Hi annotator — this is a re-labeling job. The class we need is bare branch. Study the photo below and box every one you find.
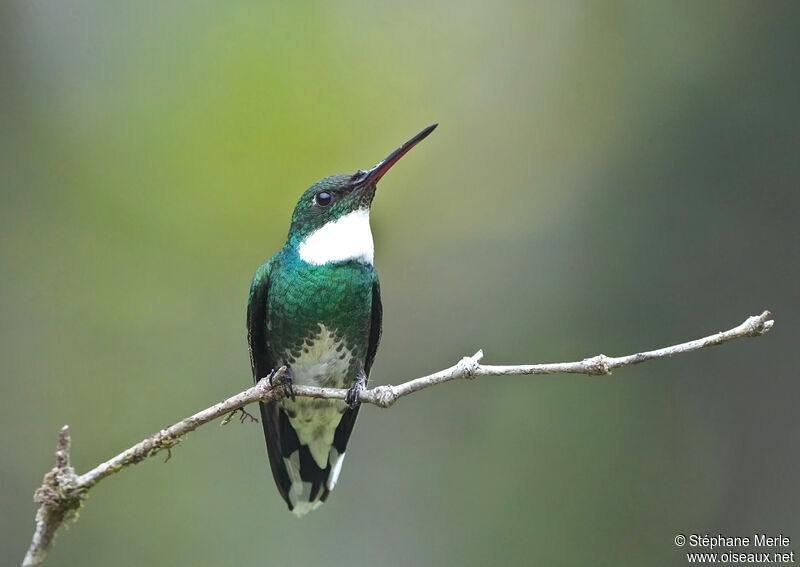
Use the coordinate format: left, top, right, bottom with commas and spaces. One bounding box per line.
292, 310, 774, 407
77, 366, 288, 489
21, 310, 774, 567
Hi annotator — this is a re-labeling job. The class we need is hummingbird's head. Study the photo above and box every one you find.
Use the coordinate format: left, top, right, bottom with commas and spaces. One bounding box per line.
287, 124, 437, 265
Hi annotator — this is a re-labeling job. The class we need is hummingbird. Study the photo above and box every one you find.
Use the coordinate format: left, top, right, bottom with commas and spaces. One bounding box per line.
247, 124, 437, 516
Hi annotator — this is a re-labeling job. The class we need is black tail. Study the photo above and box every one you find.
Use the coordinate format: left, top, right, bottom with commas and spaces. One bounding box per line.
260, 400, 359, 516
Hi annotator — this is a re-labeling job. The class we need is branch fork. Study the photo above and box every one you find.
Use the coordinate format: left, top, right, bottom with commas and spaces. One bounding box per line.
24, 427, 84, 567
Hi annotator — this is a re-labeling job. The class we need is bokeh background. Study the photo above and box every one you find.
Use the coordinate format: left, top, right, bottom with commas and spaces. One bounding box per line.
2, 2, 798, 566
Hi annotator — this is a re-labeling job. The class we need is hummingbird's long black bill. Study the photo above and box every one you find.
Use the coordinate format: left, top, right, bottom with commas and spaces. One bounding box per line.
355, 124, 437, 186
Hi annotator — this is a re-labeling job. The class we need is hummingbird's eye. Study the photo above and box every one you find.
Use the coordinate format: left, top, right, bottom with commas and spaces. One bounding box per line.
314, 191, 333, 207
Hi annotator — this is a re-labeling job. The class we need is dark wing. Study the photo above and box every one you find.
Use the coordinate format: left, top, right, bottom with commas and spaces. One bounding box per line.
364, 276, 383, 375
327, 275, 383, 486
246, 261, 294, 508
247, 261, 274, 384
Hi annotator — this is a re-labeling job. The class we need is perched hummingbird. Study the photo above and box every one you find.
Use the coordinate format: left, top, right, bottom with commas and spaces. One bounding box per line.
247, 124, 437, 516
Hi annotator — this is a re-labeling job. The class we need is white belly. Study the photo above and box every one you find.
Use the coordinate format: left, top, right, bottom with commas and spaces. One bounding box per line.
283, 324, 353, 468
287, 324, 354, 388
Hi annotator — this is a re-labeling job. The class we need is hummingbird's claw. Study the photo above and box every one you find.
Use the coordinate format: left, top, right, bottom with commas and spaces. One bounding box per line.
345, 384, 361, 408
345, 373, 367, 408
282, 375, 295, 401
267, 367, 295, 401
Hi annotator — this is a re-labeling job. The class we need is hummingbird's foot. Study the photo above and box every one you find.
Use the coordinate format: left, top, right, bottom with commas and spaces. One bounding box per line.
275, 368, 295, 401
266, 366, 295, 400
345, 373, 367, 408
283, 376, 295, 401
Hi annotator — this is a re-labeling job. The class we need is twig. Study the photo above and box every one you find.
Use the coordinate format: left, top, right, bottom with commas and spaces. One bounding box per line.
21, 311, 774, 567
290, 310, 774, 407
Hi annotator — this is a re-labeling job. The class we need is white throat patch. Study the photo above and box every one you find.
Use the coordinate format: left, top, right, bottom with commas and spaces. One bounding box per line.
298, 209, 374, 265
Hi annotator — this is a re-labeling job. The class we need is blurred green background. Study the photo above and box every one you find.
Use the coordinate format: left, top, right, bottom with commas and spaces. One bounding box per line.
2, 1, 798, 566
